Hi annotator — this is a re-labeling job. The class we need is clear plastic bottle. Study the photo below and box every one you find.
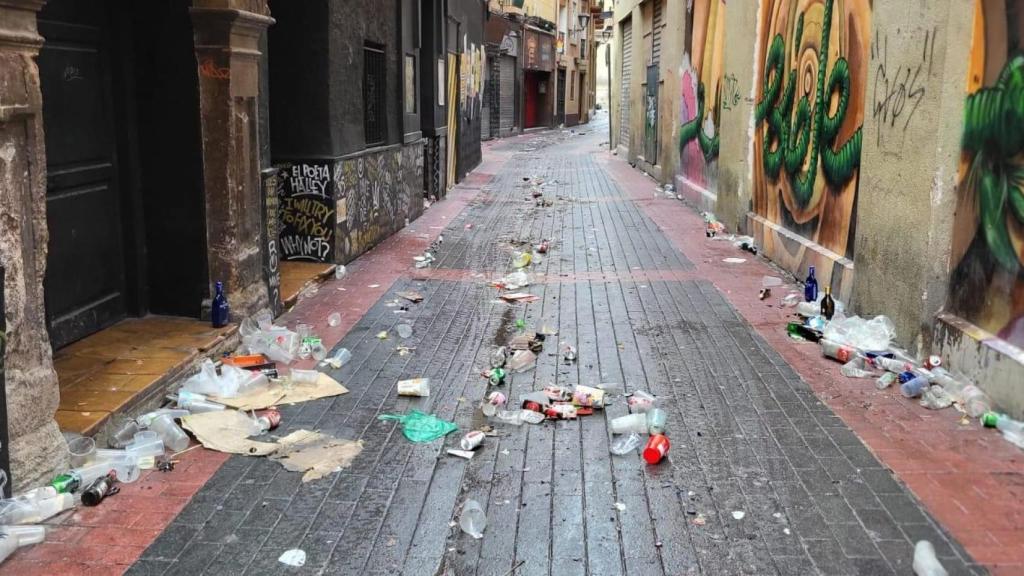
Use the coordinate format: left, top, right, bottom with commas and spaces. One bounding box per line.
960, 385, 992, 418
0, 525, 47, 564
326, 347, 352, 369
983, 412, 1024, 435
900, 375, 929, 398
929, 367, 968, 399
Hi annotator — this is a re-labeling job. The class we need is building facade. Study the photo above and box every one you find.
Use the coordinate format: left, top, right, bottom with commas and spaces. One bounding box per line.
0, 0, 482, 490
611, 0, 1024, 417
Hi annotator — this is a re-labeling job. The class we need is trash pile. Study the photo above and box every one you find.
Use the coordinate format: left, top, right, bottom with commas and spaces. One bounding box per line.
784, 265, 1024, 451
0, 309, 364, 566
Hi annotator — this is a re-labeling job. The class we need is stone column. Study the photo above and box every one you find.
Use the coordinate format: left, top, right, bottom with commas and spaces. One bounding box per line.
0, 0, 69, 491
191, 0, 274, 319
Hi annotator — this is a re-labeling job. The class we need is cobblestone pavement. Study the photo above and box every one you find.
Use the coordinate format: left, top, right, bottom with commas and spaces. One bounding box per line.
128, 121, 984, 575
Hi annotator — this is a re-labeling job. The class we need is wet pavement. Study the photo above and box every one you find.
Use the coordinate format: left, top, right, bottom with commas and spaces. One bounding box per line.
127, 119, 984, 575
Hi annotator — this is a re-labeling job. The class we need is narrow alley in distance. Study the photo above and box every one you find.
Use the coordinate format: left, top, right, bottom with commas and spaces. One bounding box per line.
122, 117, 994, 576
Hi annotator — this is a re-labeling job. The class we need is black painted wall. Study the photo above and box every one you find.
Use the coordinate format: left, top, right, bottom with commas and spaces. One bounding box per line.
448, 0, 485, 180
267, 0, 332, 160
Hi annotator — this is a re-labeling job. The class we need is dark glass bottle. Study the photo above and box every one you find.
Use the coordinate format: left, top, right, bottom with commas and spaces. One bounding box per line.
820, 286, 835, 320
212, 281, 230, 328
804, 266, 819, 303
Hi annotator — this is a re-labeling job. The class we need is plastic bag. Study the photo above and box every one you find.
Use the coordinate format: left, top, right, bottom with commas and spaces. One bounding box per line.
378, 410, 458, 443
840, 358, 876, 379
822, 315, 895, 352
919, 386, 954, 410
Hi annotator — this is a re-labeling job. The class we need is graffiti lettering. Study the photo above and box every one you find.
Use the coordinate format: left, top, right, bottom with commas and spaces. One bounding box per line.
871, 27, 936, 149
199, 58, 230, 80
721, 74, 741, 111
278, 161, 334, 263
279, 235, 332, 261
280, 197, 334, 237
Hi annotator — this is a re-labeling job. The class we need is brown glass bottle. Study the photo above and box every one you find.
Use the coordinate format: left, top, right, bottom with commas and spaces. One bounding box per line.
820, 286, 836, 320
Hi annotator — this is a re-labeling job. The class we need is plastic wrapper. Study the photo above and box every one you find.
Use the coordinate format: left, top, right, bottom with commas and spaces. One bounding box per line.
840, 358, 876, 379
378, 410, 457, 442
822, 315, 896, 352
919, 386, 954, 410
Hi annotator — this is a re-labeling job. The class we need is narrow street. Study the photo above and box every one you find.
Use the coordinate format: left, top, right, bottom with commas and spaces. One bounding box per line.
123, 118, 986, 576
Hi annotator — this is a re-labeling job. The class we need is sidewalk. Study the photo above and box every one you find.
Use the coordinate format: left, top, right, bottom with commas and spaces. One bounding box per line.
8, 117, 1021, 575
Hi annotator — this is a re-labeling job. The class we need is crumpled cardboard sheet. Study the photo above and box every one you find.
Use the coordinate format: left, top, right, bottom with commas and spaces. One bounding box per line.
212, 372, 348, 411
181, 412, 363, 482
270, 430, 364, 482
180, 410, 278, 456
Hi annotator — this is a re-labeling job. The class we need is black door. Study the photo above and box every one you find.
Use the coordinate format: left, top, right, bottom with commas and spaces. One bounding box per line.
557, 67, 566, 125
39, 0, 128, 349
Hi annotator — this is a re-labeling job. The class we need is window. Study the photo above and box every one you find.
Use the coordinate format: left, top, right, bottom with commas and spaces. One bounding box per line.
570, 71, 576, 99
364, 43, 387, 147
404, 54, 417, 114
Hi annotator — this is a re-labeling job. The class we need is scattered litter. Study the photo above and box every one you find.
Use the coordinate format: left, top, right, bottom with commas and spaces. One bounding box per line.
723, 258, 747, 264
379, 410, 458, 443
614, 502, 626, 512
397, 291, 424, 303
368, 284, 381, 288
460, 431, 485, 451
212, 372, 348, 411
327, 312, 342, 327
270, 430, 364, 483
512, 252, 532, 268
278, 549, 307, 567
772, 512, 782, 519
920, 386, 954, 410
627, 390, 657, 413
397, 378, 430, 397
396, 324, 413, 339
459, 499, 487, 539
762, 276, 783, 288
376, 331, 389, 340
781, 293, 801, 307
610, 433, 642, 455
446, 449, 476, 460
324, 348, 352, 369
912, 540, 947, 576
561, 343, 578, 364
500, 292, 540, 304
508, 350, 537, 372
572, 385, 605, 408
492, 270, 530, 290
783, 528, 791, 535
691, 514, 706, 526
732, 511, 746, 520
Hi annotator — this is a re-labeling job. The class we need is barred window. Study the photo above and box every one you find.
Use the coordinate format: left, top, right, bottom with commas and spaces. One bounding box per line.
364, 42, 387, 146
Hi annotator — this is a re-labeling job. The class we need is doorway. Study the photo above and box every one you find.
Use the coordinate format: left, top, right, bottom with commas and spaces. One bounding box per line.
38, 0, 207, 349
524, 70, 550, 128
556, 67, 566, 125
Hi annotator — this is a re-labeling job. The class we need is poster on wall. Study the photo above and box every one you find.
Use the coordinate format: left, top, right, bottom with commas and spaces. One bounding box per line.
947, 0, 1024, 348
277, 162, 335, 263
751, 0, 871, 261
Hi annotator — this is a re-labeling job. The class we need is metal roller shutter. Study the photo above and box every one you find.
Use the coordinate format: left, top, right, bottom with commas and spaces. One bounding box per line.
499, 55, 515, 136
619, 19, 632, 149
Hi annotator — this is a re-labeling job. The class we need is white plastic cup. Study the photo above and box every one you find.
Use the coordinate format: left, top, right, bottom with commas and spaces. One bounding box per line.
290, 369, 320, 385
148, 414, 190, 453
610, 414, 648, 435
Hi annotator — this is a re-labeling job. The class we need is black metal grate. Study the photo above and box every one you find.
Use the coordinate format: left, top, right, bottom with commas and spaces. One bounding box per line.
364, 43, 387, 147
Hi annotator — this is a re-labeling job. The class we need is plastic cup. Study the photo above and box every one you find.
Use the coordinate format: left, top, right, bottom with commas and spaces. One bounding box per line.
610, 413, 648, 435
290, 369, 320, 385
643, 434, 670, 464
67, 436, 97, 468
646, 408, 667, 435
327, 312, 342, 327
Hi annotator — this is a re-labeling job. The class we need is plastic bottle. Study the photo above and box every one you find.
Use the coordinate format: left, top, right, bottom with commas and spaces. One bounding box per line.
176, 390, 226, 413
489, 346, 508, 368
494, 409, 544, 425
900, 375, 930, 398
0, 492, 73, 525
458, 499, 487, 539
912, 540, 948, 576
929, 367, 968, 399
804, 266, 818, 303
876, 372, 897, 390
211, 281, 229, 328
960, 385, 991, 418
982, 412, 1024, 435
872, 356, 916, 374
0, 525, 47, 564
646, 408, 667, 435
820, 339, 856, 363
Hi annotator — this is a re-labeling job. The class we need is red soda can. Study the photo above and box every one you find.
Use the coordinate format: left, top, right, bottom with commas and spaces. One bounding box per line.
255, 409, 282, 431
643, 434, 670, 464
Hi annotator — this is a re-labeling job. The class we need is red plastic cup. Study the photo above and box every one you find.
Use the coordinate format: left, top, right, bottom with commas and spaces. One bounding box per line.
643, 434, 670, 464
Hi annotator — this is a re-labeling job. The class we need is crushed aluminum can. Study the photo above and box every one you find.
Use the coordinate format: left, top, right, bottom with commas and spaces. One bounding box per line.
460, 430, 485, 451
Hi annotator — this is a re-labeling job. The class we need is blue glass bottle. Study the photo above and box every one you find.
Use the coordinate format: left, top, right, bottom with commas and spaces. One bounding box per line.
212, 281, 229, 328
804, 266, 818, 303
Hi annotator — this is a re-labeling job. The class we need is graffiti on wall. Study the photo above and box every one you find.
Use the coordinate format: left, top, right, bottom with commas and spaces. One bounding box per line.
335, 143, 425, 262
461, 37, 486, 120
678, 0, 725, 193
752, 0, 871, 260
277, 162, 335, 262
947, 0, 1024, 348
